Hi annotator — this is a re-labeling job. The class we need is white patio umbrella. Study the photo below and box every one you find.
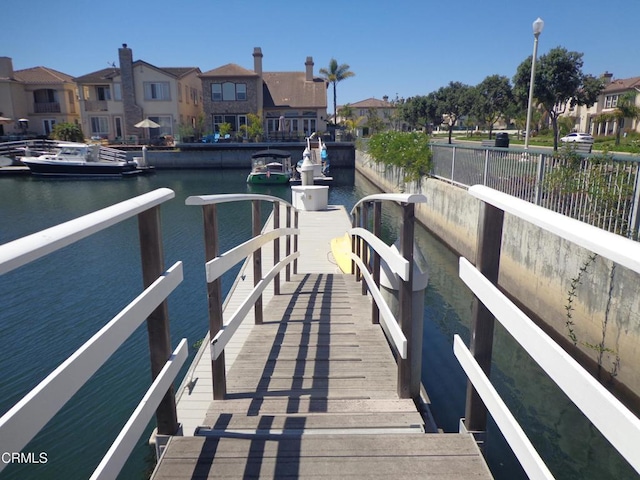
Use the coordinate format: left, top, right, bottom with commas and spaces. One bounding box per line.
0, 116, 12, 124
135, 118, 161, 142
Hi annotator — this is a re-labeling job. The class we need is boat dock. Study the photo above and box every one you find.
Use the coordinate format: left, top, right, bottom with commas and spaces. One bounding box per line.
153, 200, 492, 479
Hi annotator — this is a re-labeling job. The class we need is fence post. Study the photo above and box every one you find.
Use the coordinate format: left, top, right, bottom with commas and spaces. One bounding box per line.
202, 204, 226, 400
464, 200, 504, 433
273, 202, 280, 295
252, 200, 263, 324
628, 164, 640, 239
361, 202, 369, 296
534, 153, 546, 206
294, 210, 299, 274
286, 205, 291, 281
397, 202, 417, 399
137, 206, 179, 434
372, 201, 382, 324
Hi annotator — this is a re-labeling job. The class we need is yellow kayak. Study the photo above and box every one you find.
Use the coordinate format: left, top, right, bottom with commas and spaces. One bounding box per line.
330, 233, 352, 274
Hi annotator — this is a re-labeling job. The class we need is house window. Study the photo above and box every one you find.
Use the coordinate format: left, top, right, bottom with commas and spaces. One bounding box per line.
43, 119, 56, 135
148, 116, 172, 136
90, 116, 109, 135
604, 95, 619, 109
178, 82, 182, 102
211, 82, 246, 101
96, 85, 111, 101
113, 83, 122, 101
144, 82, 170, 100
236, 84, 246, 101
212, 84, 221, 101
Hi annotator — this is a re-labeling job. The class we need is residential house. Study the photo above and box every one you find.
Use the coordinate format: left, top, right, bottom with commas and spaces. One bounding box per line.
567, 72, 640, 136
0, 56, 80, 138
199, 47, 328, 141
74, 44, 202, 143
336, 96, 407, 137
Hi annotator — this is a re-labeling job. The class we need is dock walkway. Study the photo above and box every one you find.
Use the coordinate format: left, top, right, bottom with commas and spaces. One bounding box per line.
154, 204, 492, 479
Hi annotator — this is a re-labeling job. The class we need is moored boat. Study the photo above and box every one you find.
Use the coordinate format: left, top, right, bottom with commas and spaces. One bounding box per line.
19, 142, 150, 177
246, 149, 292, 185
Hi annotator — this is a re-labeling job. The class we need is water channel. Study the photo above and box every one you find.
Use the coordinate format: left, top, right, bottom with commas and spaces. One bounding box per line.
0, 169, 635, 479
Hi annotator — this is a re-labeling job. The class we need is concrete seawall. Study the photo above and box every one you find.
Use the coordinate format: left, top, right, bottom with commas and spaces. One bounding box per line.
141, 142, 355, 169
356, 151, 640, 410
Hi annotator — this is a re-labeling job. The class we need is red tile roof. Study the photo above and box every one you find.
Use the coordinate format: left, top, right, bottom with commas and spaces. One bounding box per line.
14, 66, 74, 84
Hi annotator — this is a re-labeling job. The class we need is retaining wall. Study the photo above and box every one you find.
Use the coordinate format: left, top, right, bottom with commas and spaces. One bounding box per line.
356, 151, 640, 409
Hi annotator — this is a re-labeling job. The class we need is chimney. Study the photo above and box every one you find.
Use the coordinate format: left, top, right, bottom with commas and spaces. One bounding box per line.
601, 71, 613, 84
253, 47, 263, 76
305, 56, 314, 81
118, 43, 143, 138
383, 95, 389, 103
0, 57, 15, 79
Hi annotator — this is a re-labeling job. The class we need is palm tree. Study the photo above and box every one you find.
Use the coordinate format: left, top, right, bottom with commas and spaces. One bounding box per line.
319, 59, 355, 125
612, 92, 640, 145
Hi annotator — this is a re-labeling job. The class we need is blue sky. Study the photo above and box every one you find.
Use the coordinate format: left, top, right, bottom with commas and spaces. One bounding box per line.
3, 0, 639, 113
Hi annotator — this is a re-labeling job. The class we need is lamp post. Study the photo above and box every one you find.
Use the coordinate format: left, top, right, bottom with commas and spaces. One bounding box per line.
524, 17, 544, 150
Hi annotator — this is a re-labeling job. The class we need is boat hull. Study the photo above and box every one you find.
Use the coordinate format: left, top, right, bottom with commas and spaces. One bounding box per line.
21, 159, 144, 177
246, 172, 290, 185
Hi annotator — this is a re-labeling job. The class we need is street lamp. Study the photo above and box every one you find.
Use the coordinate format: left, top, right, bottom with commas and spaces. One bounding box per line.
524, 17, 544, 150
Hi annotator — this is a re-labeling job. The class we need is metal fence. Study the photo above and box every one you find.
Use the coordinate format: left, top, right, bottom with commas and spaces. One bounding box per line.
430, 143, 640, 239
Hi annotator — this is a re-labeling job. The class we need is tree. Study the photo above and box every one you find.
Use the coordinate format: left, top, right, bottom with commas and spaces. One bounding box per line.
471, 75, 514, 139
365, 108, 385, 135
319, 59, 355, 124
51, 122, 84, 142
397, 94, 438, 132
513, 47, 604, 150
434, 81, 474, 144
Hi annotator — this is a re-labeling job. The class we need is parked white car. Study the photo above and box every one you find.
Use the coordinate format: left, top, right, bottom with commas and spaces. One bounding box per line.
560, 132, 594, 143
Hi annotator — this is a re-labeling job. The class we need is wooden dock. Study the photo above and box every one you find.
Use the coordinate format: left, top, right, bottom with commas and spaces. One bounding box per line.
153, 204, 492, 479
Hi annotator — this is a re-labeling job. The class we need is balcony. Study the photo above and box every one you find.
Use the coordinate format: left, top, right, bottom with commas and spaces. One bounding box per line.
84, 100, 109, 112
34, 102, 61, 113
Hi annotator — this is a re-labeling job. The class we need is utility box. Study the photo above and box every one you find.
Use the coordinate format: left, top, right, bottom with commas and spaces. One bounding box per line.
291, 185, 329, 211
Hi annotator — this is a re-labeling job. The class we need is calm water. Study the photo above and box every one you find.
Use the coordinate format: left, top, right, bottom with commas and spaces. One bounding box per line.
0, 169, 636, 479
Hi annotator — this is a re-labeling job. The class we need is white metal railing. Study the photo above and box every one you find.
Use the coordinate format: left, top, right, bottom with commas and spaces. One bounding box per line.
456, 185, 640, 478
0, 188, 187, 478
186, 193, 299, 399
430, 142, 640, 238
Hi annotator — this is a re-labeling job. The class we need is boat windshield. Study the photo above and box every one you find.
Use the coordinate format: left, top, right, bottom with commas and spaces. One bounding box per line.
58, 147, 85, 156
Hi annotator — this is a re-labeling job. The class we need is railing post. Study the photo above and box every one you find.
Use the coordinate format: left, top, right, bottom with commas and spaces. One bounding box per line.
534, 153, 546, 206
252, 200, 263, 324
451, 146, 456, 183
273, 202, 280, 295
137, 206, 179, 434
397, 202, 417, 399
628, 163, 640, 239
372, 201, 382, 324
202, 204, 226, 400
286, 205, 291, 281
361, 202, 369, 296
354, 206, 362, 282
294, 210, 299, 274
464, 200, 504, 433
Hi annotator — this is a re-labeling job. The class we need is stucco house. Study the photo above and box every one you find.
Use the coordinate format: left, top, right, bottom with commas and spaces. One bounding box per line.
199, 47, 328, 141
74, 44, 202, 143
336, 96, 407, 137
567, 72, 640, 136
0, 57, 80, 138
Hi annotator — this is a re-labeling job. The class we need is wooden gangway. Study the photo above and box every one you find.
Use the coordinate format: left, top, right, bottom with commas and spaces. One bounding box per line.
151, 194, 492, 479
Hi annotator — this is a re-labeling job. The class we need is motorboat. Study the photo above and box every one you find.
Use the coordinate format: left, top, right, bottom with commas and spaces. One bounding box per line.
19, 142, 148, 177
246, 150, 292, 185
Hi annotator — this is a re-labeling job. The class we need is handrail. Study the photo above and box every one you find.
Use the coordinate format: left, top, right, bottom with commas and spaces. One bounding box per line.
90, 338, 188, 480
350, 253, 407, 359
349, 227, 410, 281
205, 227, 298, 283
0, 188, 175, 275
350, 192, 427, 215
468, 185, 640, 275
186, 193, 295, 210
0, 188, 184, 478
211, 251, 300, 359
459, 184, 640, 477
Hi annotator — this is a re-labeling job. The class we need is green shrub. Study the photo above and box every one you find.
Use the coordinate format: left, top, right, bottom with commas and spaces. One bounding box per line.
367, 131, 432, 182
51, 122, 84, 142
